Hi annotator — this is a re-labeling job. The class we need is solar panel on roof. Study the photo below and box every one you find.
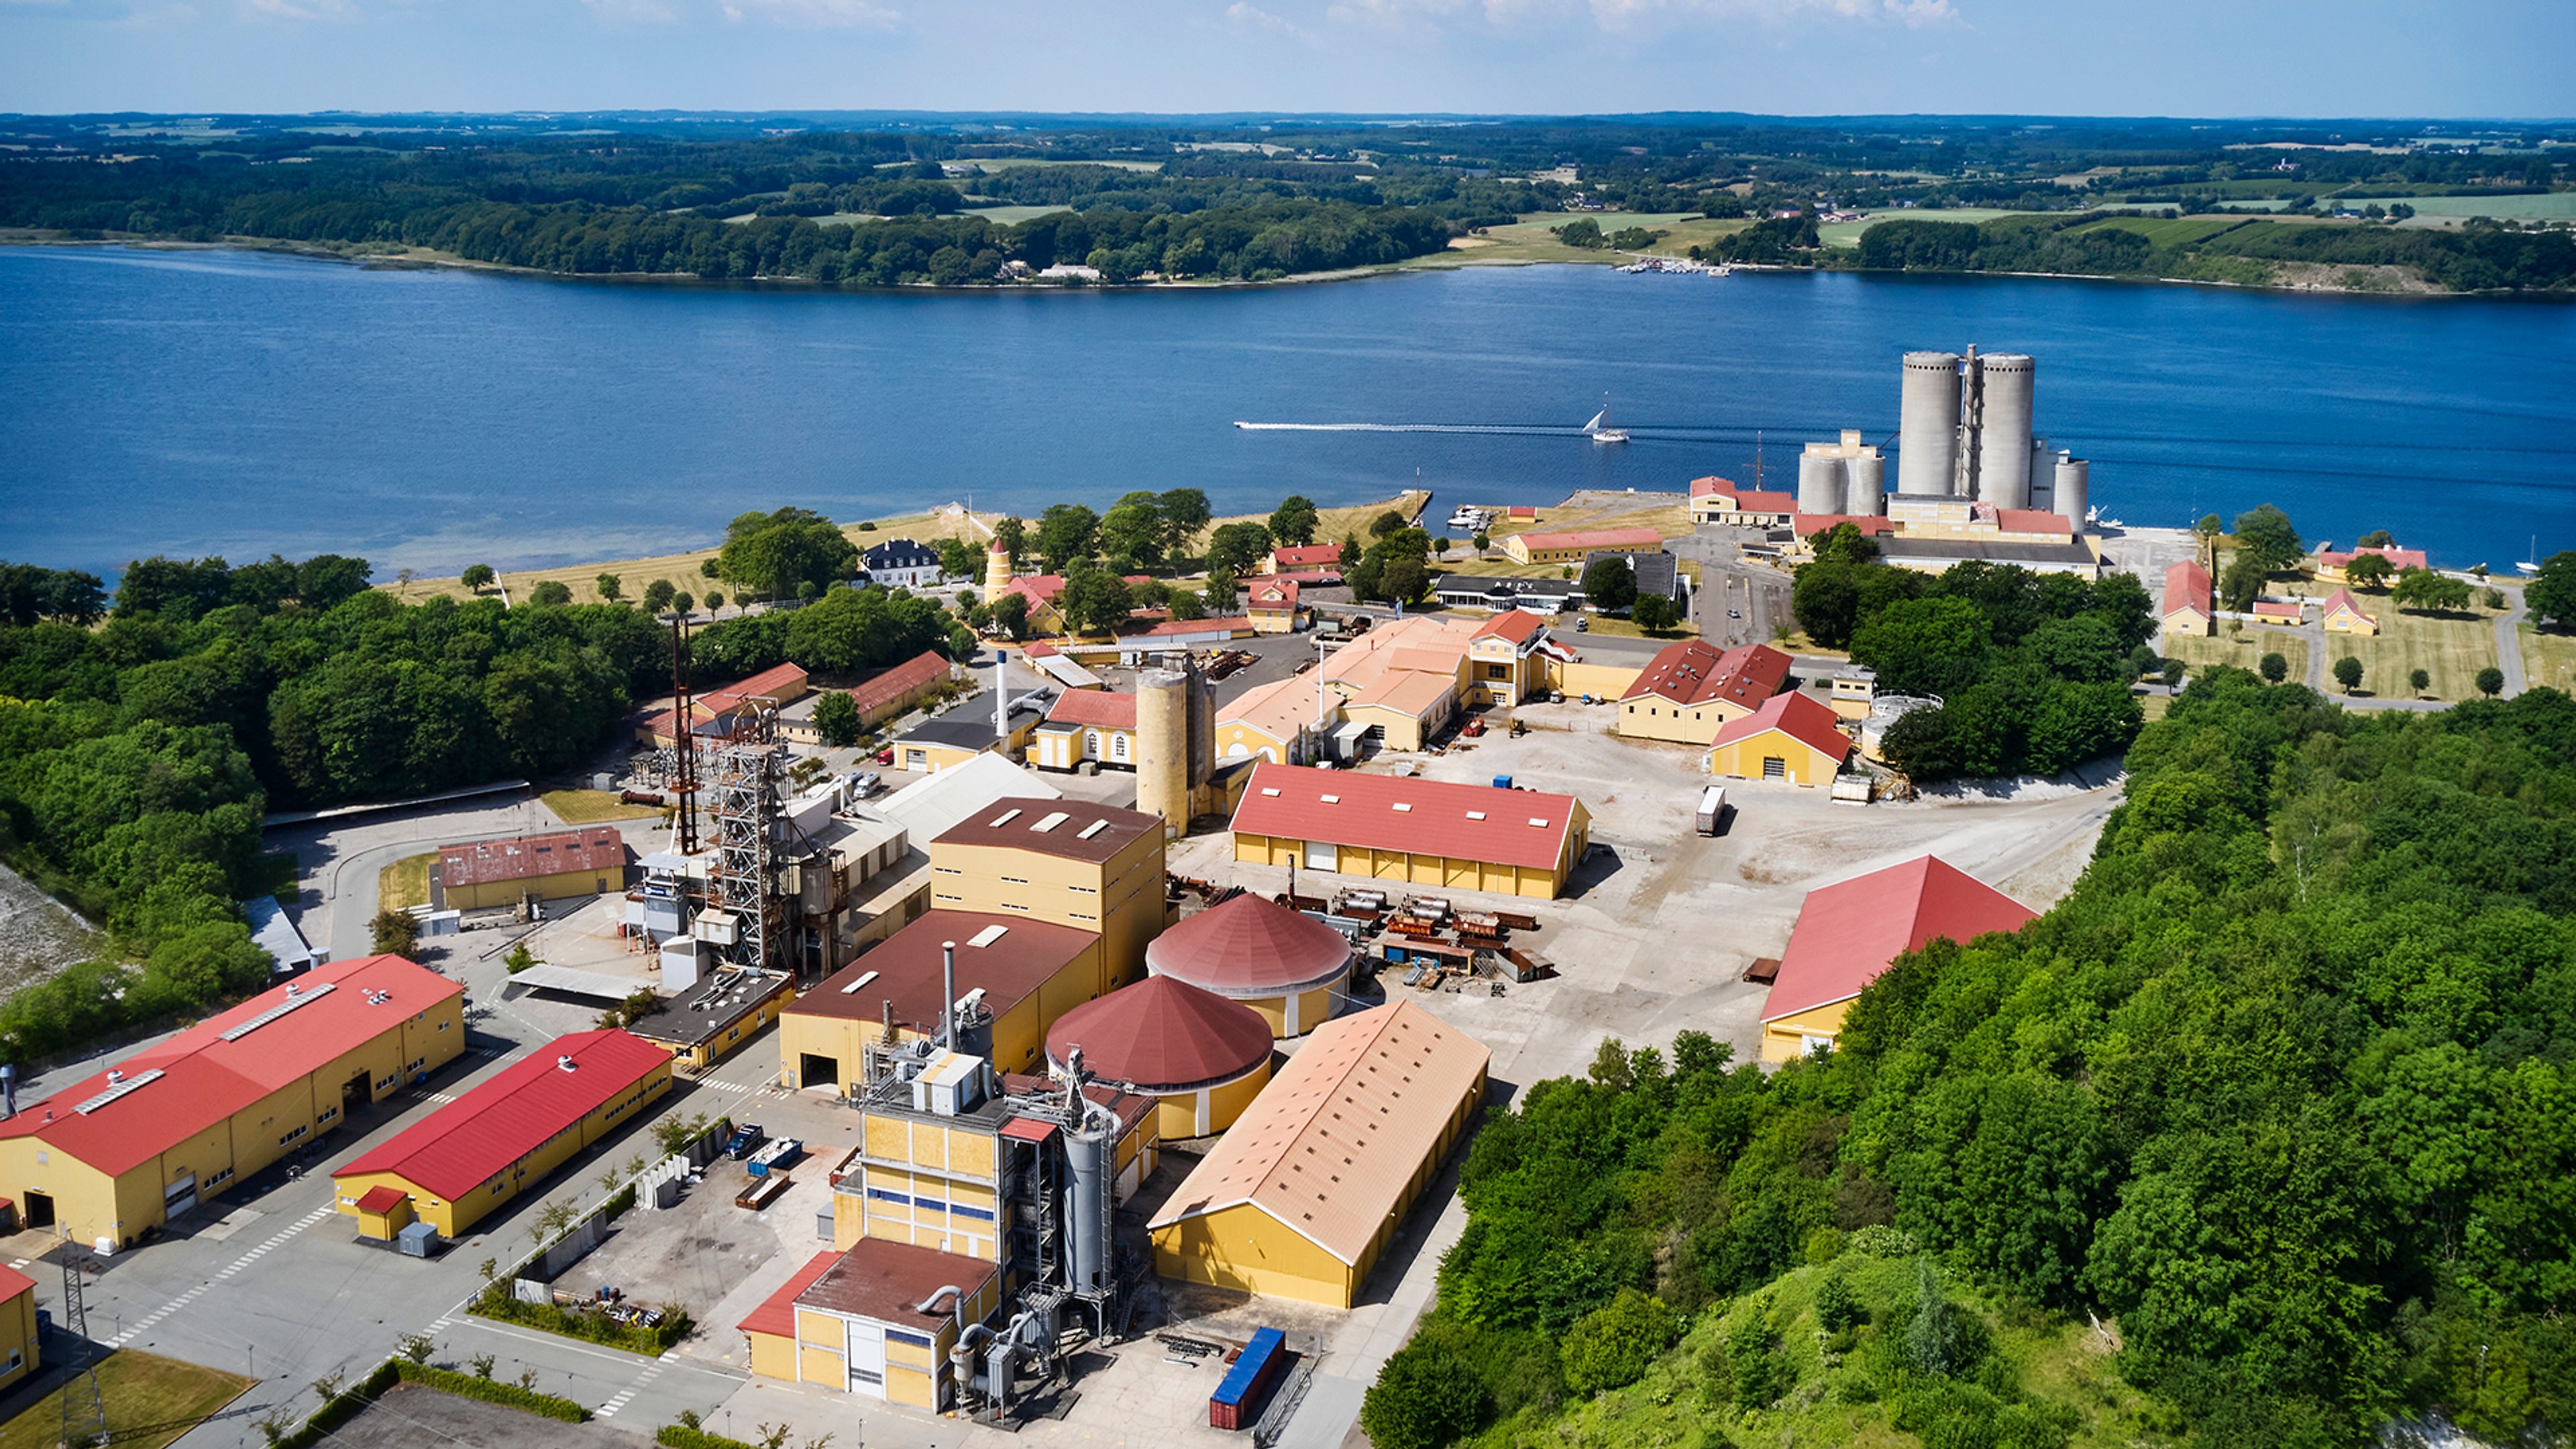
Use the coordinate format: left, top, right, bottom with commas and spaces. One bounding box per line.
74, 1067, 164, 1114
221, 981, 338, 1040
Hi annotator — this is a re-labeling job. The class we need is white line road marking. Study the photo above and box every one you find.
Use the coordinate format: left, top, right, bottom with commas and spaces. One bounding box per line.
594, 1360, 665, 1417
215, 1203, 338, 1280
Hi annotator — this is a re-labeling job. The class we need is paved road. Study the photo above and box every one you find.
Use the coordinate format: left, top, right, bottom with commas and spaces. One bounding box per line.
2491, 576, 2530, 696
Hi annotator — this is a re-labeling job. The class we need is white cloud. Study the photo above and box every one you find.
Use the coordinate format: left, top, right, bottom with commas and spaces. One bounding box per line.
1228, 1, 1316, 41
716, 0, 900, 27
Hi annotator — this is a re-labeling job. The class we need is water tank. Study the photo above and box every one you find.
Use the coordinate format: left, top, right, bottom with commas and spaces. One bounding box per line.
1897, 351, 1962, 496
2053, 455, 2090, 527
1134, 669, 1191, 839
1974, 354, 2036, 508
1796, 451, 1844, 516
1844, 453, 1886, 516
1063, 1107, 1115, 1294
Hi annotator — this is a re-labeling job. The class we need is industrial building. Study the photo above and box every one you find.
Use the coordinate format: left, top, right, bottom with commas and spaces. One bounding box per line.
1827, 665, 1878, 720
928, 798, 1167, 985
1228, 763, 1593, 900
2162, 559, 2215, 637
332, 1028, 674, 1242
1146, 891, 1354, 1038
0, 955, 465, 1249
1893, 347, 2090, 521
623, 964, 796, 1069
1875, 533, 2102, 578
1428, 574, 1584, 614
1688, 477, 1796, 527
1044, 976, 1275, 1138
780, 651, 957, 744
782, 912, 1108, 1085
244, 894, 318, 977
1617, 641, 1791, 746
1030, 689, 1138, 771
1759, 857, 2037, 1062
1503, 527, 1664, 565
1340, 669, 1458, 752
1148, 1000, 1489, 1307
1705, 691, 1854, 787
2322, 588, 2381, 635
641, 662, 810, 747
862, 538, 948, 589
1796, 431, 1890, 517
1215, 676, 1326, 766
1462, 608, 1566, 708
1246, 577, 1301, 633
896, 698, 1045, 773
741, 1242, 1002, 1409
437, 826, 629, 912
0, 1265, 34, 1392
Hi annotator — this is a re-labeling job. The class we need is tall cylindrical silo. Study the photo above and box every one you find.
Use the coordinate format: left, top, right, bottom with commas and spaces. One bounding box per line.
1845, 453, 1886, 516
1063, 1106, 1115, 1294
1898, 352, 1962, 496
1134, 669, 1191, 838
1796, 451, 1844, 516
1185, 663, 1213, 790
2053, 455, 2090, 527
1974, 354, 2036, 508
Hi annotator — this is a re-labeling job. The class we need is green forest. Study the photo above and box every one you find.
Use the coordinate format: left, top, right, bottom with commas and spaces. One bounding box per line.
0, 551, 954, 1063
1858, 213, 2576, 291
1363, 670, 2575, 1449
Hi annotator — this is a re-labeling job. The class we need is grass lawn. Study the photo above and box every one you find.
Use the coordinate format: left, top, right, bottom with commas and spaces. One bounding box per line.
962, 204, 1073, 225
539, 789, 663, 824
0, 1351, 253, 1449
378, 851, 435, 913
2167, 625, 2309, 686
2520, 623, 2576, 696
2320, 605, 2500, 702
1815, 207, 2039, 248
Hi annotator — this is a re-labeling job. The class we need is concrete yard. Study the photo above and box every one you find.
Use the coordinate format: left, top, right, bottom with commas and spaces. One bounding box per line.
327, 1383, 653, 1448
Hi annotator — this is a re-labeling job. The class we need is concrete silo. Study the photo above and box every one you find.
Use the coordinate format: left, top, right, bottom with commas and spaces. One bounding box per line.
2052, 453, 2090, 527
1972, 354, 2036, 508
1845, 452, 1886, 516
1897, 352, 1962, 496
1134, 667, 1191, 838
1796, 451, 1845, 516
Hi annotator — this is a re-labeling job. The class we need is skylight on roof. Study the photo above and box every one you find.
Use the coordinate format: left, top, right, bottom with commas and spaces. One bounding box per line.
1260, 788, 1281, 797
1391, 802, 1411, 812
1032, 812, 1069, 833
989, 808, 1022, 827
1528, 818, 1550, 828
1319, 794, 1340, 804
220, 980, 338, 1041
1465, 810, 1486, 820
969, 924, 1010, 949
839, 969, 881, 996
1075, 819, 1110, 841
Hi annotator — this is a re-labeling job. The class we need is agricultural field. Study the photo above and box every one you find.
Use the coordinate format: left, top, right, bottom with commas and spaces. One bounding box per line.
2065, 213, 2257, 246
1403, 212, 1743, 269
2166, 625, 2310, 686
1815, 207, 2038, 247
2333, 193, 2576, 225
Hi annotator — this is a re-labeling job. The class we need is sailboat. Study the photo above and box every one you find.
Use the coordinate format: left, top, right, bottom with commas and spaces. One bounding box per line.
2518, 535, 2543, 576
1585, 395, 1631, 445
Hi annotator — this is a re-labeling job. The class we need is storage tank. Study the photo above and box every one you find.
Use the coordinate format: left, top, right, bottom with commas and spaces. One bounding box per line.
1184, 659, 1213, 789
1134, 668, 1191, 837
1063, 1104, 1116, 1295
1897, 351, 1962, 496
1845, 453, 1886, 516
2053, 454, 2090, 527
1796, 451, 1844, 516
1973, 354, 2036, 508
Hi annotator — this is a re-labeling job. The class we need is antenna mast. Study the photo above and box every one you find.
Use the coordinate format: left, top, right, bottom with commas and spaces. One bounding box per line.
669, 613, 700, 857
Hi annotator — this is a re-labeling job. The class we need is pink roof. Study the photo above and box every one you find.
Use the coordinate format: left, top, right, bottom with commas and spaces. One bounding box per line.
1514, 527, 1664, 552
1473, 609, 1546, 645
2318, 544, 2427, 572
845, 651, 951, 715
1046, 975, 1275, 1089
1228, 761, 1581, 873
1135, 615, 1252, 637
998, 574, 1069, 606
1688, 475, 1739, 497
1763, 857, 2038, 1022
1271, 545, 1344, 568
1346, 669, 1456, 718
1794, 513, 1898, 537
1146, 892, 1353, 998
2254, 599, 2304, 619
1248, 578, 1301, 611
334, 1030, 671, 1199
1694, 480, 1798, 513
2321, 588, 2376, 622
1994, 509, 2076, 536
740, 1250, 840, 1338
2162, 559, 2212, 618
0, 956, 464, 1177
1709, 690, 1852, 761
1046, 689, 1138, 730
1627, 641, 1790, 710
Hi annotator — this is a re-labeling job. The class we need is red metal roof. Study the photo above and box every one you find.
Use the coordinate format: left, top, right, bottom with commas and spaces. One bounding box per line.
1762, 857, 2038, 1022
0, 1265, 30, 1305
0, 955, 464, 1178
788, 911, 1097, 1034
2253, 599, 2304, 619
1472, 610, 1546, 645
1626, 641, 1790, 710
333, 1030, 672, 1201
724, 662, 810, 700
1709, 690, 1854, 760
1135, 616, 1252, 637
1228, 763, 1580, 874
1994, 509, 2076, 536
355, 1185, 408, 1214
1046, 690, 1138, 730
998, 1116, 1059, 1144
440, 827, 625, 890
1146, 892, 1352, 999
1688, 475, 1738, 497
1046, 975, 1275, 1089
1271, 545, 1343, 568
1514, 527, 1664, 552
739, 1250, 841, 1338
845, 651, 952, 716
2162, 559, 2212, 618
1794, 513, 1899, 537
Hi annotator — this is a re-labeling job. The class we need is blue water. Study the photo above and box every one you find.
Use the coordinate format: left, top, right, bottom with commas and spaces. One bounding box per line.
3, 244, 2571, 577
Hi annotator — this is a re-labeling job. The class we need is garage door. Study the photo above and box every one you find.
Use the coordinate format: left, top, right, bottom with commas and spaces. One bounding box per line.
1303, 839, 1337, 871
1763, 756, 1786, 780
845, 1319, 887, 1399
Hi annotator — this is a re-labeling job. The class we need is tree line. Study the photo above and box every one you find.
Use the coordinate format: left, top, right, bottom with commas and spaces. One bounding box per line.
1857, 213, 2576, 292
1364, 671, 2576, 1449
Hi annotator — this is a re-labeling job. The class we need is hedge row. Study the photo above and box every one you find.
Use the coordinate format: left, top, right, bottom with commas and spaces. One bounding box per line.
270, 1357, 588, 1447
655, 1425, 763, 1449
472, 1286, 694, 1354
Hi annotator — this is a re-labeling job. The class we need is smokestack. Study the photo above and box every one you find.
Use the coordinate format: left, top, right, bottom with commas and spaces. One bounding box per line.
992, 651, 1006, 741
941, 941, 957, 1051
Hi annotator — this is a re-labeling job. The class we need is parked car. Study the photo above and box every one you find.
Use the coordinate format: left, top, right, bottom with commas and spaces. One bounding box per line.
724, 1122, 767, 1160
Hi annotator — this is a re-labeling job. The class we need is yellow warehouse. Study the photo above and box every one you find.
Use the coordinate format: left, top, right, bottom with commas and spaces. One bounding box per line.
437, 826, 629, 912
1227, 762, 1591, 900
1703, 691, 1854, 788
780, 911, 1109, 1091
0, 1267, 36, 1392
1758, 856, 2038, 1063
1150, 1000, 1489, 1307
331, 1028, 673, 1241
0, 955, 465, 1250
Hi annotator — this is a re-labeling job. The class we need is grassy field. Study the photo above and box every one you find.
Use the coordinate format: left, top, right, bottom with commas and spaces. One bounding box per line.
539, 788, 663, 824
2067, 213, 2256, 246
1399, 213, 1750, 270
377, 851, 435, 913
961, 204, 1073, 225
0, 1352, 254, 1449
2335, 193, 2576, 224
1815, 207, 2037, 248
2322, 604, 2502, 702
2167, 625, 2310, 686
2519, 623, 2576, 695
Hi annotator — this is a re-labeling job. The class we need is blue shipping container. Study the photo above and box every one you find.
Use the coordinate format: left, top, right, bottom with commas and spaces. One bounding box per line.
1210, 1327, 1287, 1430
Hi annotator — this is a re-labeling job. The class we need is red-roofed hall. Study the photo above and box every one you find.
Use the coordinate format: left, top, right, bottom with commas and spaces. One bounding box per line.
1228, 762, 1592, 899
1760, 856, 2037, 1062
333, 1028, 673, 1240
0, 954, 466, 1248
1618, 641, 1792, 744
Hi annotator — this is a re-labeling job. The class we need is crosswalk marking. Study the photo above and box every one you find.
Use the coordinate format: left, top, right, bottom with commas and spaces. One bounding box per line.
593, 1360, 665, 1418
213, 1203, 337, 1282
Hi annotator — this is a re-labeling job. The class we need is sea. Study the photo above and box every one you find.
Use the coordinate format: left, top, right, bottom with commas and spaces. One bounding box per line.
3, 244, 2571, 578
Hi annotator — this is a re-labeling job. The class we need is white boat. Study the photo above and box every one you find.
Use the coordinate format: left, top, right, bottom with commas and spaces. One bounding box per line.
1584, 401, 1630, 445
2518, 535, 2542, 576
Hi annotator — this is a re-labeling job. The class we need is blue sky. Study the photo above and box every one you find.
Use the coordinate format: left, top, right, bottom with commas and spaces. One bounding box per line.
1, 0, 2567, 119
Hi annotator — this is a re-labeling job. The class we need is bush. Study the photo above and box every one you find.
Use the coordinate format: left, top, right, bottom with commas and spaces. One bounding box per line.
394, 1361, 588, 1421
472, 1286, 693, 1354
657, 1426, 763, 1449
1560, 1287, 1683, 1395
1361, 1338, 1489, 1449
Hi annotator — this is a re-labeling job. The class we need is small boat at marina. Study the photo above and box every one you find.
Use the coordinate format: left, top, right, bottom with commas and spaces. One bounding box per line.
2518, 535, 2542, 576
